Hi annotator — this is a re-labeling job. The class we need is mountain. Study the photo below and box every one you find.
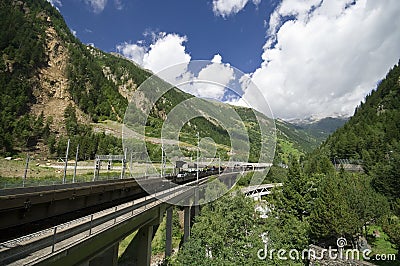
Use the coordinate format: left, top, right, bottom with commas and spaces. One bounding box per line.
270, 117, 345, 165
289, 116, 348, 143
0, 0, 316, 165
274, 119, 320, 164
0, 0, 130, 155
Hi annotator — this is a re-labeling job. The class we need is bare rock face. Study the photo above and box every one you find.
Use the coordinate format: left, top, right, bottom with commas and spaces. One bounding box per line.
102, 64, 138, 102
39, 27, 69, 100
31, 26, 88, 134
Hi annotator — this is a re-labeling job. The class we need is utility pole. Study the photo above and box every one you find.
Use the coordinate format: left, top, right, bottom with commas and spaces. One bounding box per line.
218, 154, 221, 175
23, 154, 30, 187
161, 141, 164, 178
145, 160, 148, 178
73, 144, 79, 183
93, 157, 100, 182
121, 148, 127, 179
130, 152, 133, 177
63, 139, 70, 184
196, 132, 199, 184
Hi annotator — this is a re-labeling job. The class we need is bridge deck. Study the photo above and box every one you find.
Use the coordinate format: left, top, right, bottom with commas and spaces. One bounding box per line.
241, 183, 282, 195
0, 174, 196, 242
0, 182, 193, 265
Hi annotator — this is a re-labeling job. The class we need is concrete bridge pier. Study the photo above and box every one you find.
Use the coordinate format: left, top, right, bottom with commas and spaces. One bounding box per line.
132, 225, 153, 265
227, 175, 235, 189
87, 242, 119, 266
193, 188, 200, 217
183, 206, 191, 243
165, 207, 173, 258
130, 222, 159, 266
166, 205, 195, 259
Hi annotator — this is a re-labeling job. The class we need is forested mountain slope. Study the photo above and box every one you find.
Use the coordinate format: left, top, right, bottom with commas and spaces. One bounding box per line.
322, 61, 400, 199
0, 0, 132, 156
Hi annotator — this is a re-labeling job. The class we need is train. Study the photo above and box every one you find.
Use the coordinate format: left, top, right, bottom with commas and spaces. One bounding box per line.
166, 166, 224, 184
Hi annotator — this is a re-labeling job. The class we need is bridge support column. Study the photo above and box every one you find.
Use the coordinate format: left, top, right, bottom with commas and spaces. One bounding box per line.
227, 176, 233, 189
165, 207, 173, 258
193, 188, 199, 217
88, 242, 119, 266
183, 206, 191, 242
131, 224, 154, 266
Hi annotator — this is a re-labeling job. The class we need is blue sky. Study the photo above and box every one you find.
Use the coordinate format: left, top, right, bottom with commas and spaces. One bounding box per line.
48, 0, 400, 119
53, 0, 276, 73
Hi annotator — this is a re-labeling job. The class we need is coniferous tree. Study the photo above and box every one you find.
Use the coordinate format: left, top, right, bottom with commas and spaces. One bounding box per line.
309, 172, 358, 245
176, 191, 262, 265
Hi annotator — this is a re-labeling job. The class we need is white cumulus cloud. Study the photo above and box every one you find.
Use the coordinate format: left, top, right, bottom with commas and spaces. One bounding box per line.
116, 42, 146, 66
84, 0, 108, 14
245, 0, 400, 119
143, 33, 191, 74
114, 0, 123, 10
180, 54, 235, 99
117, 32, 191, 84
212, 0, 261, 17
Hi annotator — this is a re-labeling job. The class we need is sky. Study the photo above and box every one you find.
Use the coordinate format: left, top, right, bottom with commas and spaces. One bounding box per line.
48, 0, 400, 120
